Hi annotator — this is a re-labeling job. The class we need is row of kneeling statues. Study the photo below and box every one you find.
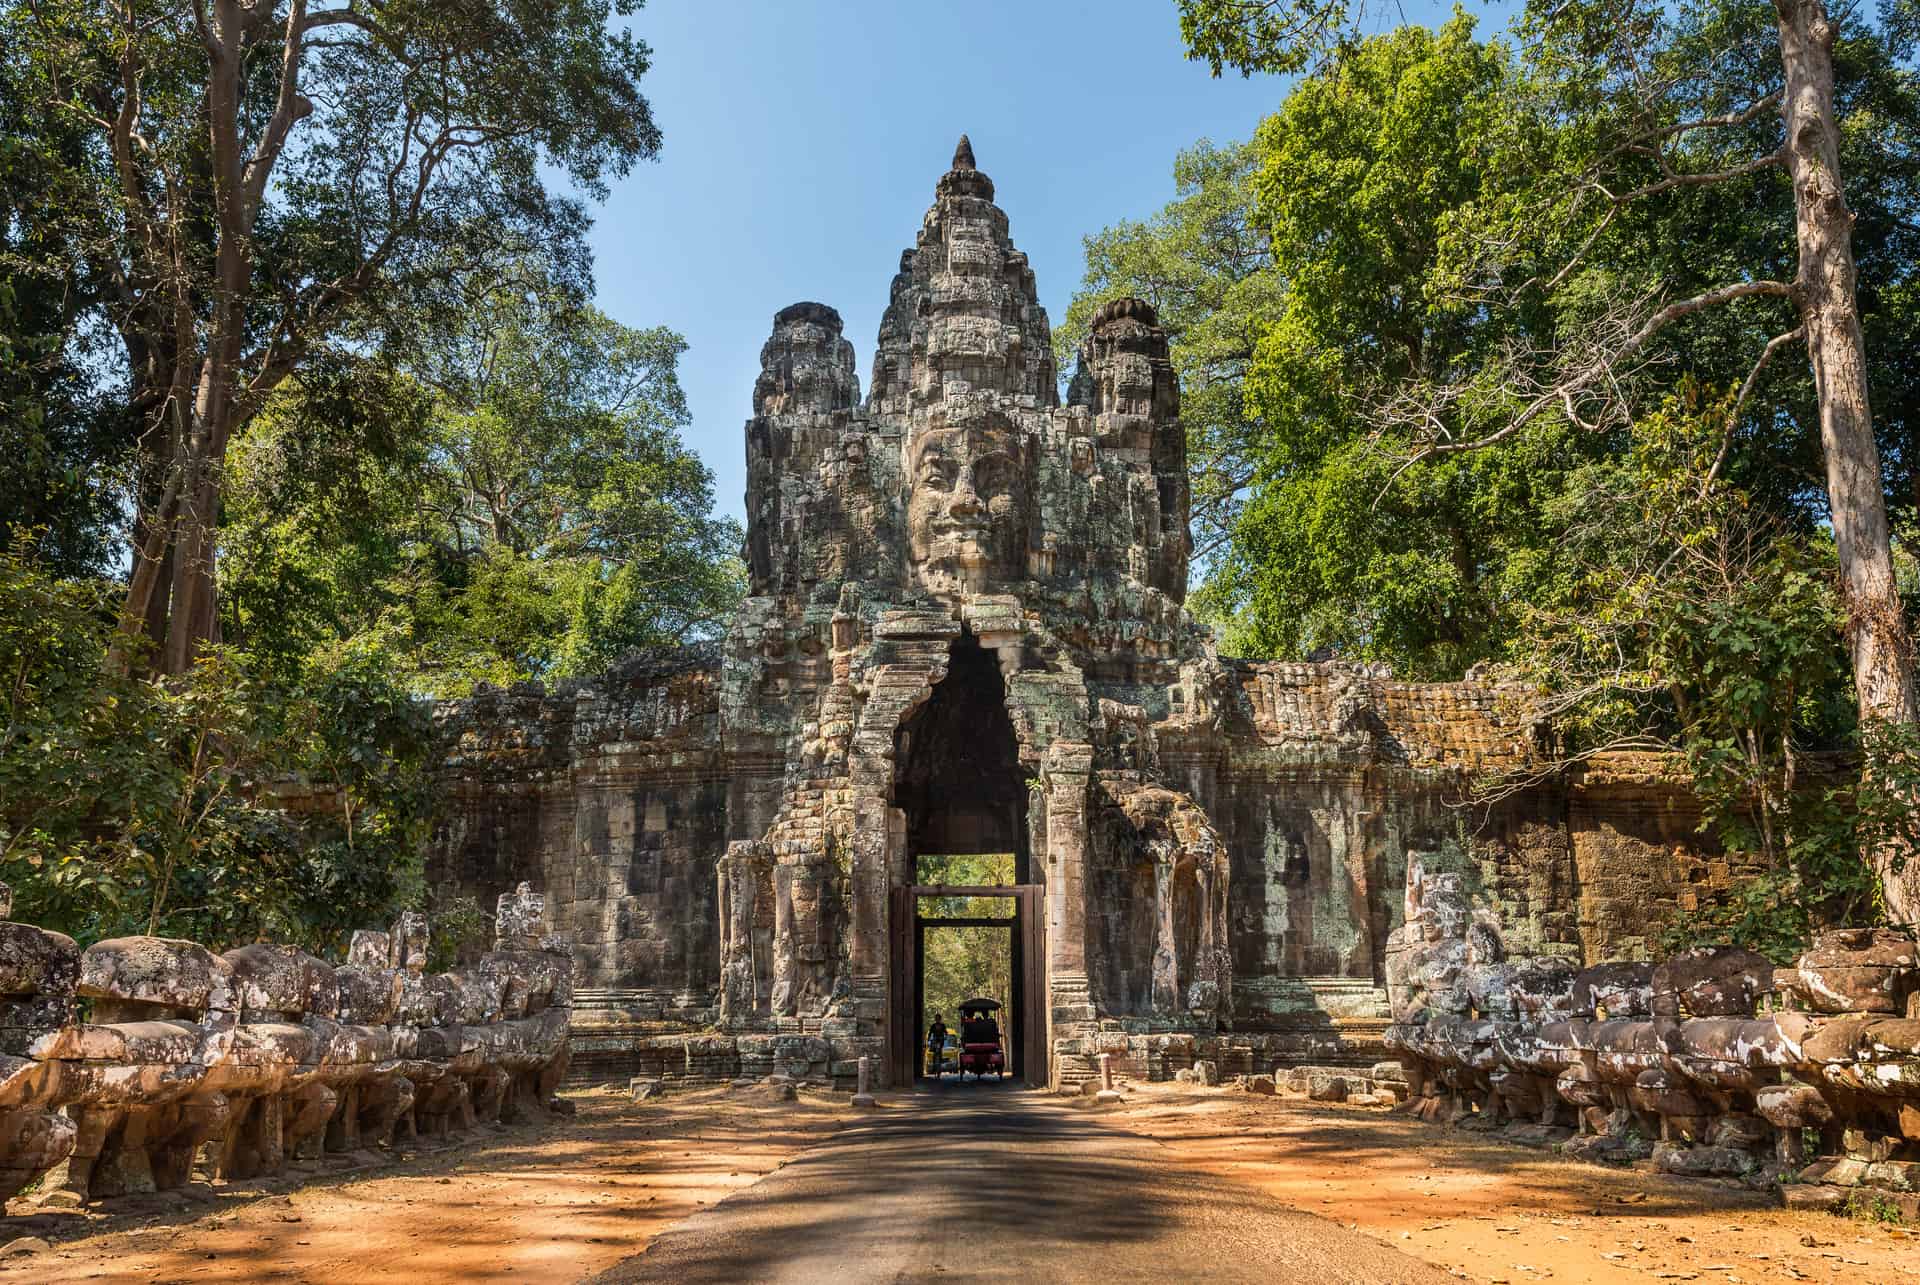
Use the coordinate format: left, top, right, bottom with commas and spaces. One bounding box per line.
0, 882, 571, 1204
1385, 866, 1920, 1188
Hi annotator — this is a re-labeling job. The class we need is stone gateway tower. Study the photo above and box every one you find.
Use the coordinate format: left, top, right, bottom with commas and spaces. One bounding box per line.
430, 142, 1728, 1089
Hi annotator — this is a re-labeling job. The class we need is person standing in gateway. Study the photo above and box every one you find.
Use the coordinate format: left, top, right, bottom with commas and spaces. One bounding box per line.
925, 1012, 949, 1076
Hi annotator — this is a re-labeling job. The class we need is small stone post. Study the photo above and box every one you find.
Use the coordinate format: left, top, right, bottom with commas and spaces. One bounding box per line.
1095, 1052, 1121, 1104
851, 1055, 876, 1108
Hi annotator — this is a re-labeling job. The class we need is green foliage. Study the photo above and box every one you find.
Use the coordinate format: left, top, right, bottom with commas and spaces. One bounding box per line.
1155, 0, 1920, 942
1146, 5, 1920, 675
0, 543, 436, 952
1096, 16, 1594, 673
0, 0, 663, 362
1503, 392, 1911, 959
425, 895, 493, 972
0, 100, 128, 578
0, 0, 668, 668
220, 265, 743, 696
921, 926, 1013, 1041
1846, 1189, 1908, 1225
1176, 0, 1355, 76
917, 855, 1018, 1038
916, 854, 1018, 919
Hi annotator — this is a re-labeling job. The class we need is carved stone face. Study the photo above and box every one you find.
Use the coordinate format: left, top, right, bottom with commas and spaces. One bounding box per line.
906, 419, 1028, 593
1089, 324, 1165, 444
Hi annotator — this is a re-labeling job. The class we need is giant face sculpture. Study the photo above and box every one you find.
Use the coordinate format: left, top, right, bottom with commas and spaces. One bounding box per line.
906, 414, 1028, 595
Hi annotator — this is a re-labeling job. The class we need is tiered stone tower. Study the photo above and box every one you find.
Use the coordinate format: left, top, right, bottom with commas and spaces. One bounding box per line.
429, 141, 1734, 1089
717, 137, 1231, 1081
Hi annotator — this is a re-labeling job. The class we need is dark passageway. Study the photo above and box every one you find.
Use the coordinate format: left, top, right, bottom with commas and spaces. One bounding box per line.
893, 630, 1029, 875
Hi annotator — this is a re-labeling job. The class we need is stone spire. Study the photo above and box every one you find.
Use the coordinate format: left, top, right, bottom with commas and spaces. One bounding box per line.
868, 136, 1051, 412
936, 133, 995, 203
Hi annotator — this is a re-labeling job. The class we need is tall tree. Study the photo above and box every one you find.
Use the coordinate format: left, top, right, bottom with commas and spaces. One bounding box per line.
1177, 0, 1920, 917
221, 270, 743, 694
1075, 20, 1596, 672
2, 1, 661, 674
0, 41, 131, 577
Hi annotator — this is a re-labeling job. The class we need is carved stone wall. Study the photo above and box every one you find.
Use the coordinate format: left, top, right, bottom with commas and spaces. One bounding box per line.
422, 140, 1743, 1089
0, 883, 571, 1206
431, 652, 726, 1029
1383, 864, 1920, 1213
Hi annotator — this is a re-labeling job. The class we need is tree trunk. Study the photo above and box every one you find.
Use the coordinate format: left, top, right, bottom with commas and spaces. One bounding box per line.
118, 435, 223, 677
115, 7, 254, 678
1777, 0, 1920, 919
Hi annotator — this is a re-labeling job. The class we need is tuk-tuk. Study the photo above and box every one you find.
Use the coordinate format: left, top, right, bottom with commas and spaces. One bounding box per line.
957, 997, 1006, 1079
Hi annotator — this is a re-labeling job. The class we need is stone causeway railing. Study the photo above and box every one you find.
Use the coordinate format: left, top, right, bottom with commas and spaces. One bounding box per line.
0, 883, 571, 1206
1385, 868, 1920, 1211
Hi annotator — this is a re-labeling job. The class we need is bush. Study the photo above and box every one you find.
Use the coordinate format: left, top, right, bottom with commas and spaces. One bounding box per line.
0, 540, 438, 953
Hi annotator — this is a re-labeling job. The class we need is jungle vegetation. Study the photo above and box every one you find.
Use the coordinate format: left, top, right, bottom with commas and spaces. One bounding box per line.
1061, 0, 1920, 950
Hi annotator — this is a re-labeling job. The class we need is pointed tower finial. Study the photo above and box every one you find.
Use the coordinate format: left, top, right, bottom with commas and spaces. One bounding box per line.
952, 134, 975, 171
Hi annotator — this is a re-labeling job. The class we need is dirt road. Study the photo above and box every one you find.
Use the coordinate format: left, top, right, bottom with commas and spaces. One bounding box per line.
597, 1080, 1448, 1284
8, 1080, 1919, 1283
0, 1088, 841, 1284
1110, 1082, 1920, 1284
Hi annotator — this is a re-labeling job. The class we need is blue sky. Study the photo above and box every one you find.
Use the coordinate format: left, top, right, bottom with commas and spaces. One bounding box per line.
586, 1, 1460, 522
585, 0, 1286, 522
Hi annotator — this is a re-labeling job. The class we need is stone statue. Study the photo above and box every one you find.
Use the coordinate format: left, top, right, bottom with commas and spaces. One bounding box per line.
716, 841, 766, 1027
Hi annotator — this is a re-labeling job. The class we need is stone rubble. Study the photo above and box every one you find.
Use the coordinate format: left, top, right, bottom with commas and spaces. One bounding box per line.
0, 882, 571, 1205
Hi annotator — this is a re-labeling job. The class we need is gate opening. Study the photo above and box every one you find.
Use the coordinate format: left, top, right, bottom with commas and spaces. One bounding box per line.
887, 632, 1046, 1087
893, 631, 1030, 879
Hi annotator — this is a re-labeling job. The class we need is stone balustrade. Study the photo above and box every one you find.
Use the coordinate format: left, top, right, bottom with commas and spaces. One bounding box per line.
1384, 867, 1920, 1205
0, 883, 571, 1205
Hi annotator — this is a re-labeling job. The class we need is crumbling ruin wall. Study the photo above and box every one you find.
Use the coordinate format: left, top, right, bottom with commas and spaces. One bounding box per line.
430, 651, 727, 1030
0, 884, 571, 1206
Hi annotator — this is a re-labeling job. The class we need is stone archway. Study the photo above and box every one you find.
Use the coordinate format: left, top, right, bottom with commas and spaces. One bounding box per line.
891, 630, 1030, 878
875, 628, 1049, 1086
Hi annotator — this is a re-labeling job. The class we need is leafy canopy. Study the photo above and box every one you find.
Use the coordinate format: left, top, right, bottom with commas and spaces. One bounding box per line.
221, 268, 744, 695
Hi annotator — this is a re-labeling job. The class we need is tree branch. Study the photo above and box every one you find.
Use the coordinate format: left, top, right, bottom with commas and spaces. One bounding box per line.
1703, 324, 1804, 492
241, 0, 311, 223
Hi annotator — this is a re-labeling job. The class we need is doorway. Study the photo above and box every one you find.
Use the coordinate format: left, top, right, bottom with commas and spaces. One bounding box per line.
892, 631, 1030, 877
885, 630, 1047, 1086
890, 880, 1045, 1086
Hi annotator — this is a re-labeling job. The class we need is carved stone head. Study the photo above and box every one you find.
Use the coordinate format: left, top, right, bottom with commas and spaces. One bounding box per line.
1076, 297, 1177, 443
753, 301, 857, 418
906, 403, 1029, 595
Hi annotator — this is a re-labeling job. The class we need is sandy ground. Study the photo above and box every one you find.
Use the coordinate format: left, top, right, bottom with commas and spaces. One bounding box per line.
0, 1087, 844, 1284
1103, 1082, 1920, 1285
9, 1081, 1920, 1283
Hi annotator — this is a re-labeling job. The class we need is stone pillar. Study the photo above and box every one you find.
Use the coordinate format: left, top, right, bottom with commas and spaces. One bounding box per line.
847, 752, 896, 983
770, 863, 797, 1016
852, 1056, 876, 1108
1151, 858, 1179, 1014
1044, 742, 1093, 977
1044, 742, 1095, 1089
1095, 1052, 1122, 1105
716, 841, 764, 1027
